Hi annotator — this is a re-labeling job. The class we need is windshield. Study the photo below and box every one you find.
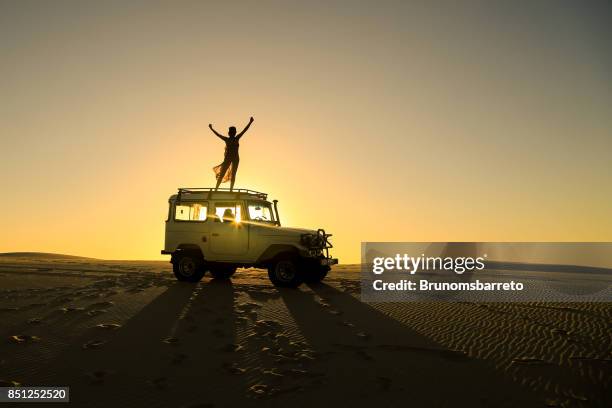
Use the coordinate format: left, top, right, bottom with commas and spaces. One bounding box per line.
247, 201, 276, 223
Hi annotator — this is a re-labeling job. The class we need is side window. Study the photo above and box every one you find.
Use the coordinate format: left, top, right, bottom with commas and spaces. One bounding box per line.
175, 202, 208, 221
247, 202, 274, 222
214, 202, 242, 223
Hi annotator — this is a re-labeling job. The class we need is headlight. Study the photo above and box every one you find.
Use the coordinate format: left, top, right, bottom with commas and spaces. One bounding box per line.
300, 233, 322, 248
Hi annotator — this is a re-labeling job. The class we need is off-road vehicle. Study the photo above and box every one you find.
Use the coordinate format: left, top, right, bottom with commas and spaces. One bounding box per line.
161, 188, 337, 287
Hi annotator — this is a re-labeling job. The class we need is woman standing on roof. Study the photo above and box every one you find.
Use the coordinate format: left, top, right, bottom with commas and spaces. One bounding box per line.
209, 116, 254, 191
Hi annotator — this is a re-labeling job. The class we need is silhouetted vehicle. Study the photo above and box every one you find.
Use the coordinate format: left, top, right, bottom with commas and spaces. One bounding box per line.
161, 188, 338, 287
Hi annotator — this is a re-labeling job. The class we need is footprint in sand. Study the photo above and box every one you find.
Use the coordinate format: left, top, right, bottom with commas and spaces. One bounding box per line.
0, 379, 21, 387
237, 301, 261, 309
246, 288, 280, 301
248, 383, 275, 398
296, 352, 316, 362
284, 368, 324, 379
82, 340, 106, 350
86, 370, 113, 385
60, 306, 85, 313
261, 369, 284, 384
9, 334, 41, 344
94, 323, 121, 330
254, 319, 282, 331
129, 284, 151, 293
163, 337, 179, 345
222, 362, 247, 375
86, 301, 114, 309
355, 331, 370, 340
273, 333, 290, 344
86, 309, 108, 317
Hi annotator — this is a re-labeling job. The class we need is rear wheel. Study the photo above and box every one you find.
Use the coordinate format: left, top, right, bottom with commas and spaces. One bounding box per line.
303, 266, 330, 283
209, 266, 237, 280
268, 258, 303, 288
172, 253, 205, 282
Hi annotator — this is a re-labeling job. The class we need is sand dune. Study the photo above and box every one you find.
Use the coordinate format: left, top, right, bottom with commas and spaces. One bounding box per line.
0, 252, 96, 260
0, 256, 609, 407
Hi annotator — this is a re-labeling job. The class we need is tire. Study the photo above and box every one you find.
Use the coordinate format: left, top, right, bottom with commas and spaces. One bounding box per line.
303, 266, 330, 283
209, 266, 237, 280
268, 258, 303, 288
172, 253, 205, 282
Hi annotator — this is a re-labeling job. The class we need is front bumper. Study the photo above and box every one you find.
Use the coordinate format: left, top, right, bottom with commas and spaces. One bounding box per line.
301, 229, 335, 261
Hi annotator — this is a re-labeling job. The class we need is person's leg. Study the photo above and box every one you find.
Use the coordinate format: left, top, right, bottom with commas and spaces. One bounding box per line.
215, 161, 231, 190
229, 159, 240, 191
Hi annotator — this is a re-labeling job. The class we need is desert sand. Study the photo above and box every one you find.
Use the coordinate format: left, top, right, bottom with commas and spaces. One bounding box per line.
0, 253, 609, 407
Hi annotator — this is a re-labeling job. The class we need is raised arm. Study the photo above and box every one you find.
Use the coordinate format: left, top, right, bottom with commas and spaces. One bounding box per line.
236, 116, 254, 139
209, 124, 228, 141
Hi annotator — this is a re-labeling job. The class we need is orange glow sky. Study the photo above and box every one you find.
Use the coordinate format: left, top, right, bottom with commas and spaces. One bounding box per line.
1, 1, 611, 263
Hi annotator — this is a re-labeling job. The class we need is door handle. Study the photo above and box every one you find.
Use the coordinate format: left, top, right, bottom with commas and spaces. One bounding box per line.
212, 233, 220, 237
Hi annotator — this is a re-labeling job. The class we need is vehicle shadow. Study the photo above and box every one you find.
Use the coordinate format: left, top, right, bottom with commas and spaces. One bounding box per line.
276, 282, 542, 407
18, 280, 242, 408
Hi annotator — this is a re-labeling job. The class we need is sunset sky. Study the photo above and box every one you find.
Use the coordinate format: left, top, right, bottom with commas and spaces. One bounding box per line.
1, 0, 611, 263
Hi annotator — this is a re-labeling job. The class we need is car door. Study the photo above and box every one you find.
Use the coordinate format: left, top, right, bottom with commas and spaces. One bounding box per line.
171, 200, 210, 254
209, 201, 249, 258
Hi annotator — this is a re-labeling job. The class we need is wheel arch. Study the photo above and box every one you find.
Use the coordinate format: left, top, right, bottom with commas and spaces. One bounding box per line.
255, 244, 300, 266
171, 244, 205, 263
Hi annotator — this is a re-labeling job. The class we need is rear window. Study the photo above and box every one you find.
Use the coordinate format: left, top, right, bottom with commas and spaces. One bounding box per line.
175, 202, 208, 221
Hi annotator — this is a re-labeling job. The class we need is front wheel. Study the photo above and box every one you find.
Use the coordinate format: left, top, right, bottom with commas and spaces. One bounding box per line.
268, 258, 303, 288
172, 253, 205, 282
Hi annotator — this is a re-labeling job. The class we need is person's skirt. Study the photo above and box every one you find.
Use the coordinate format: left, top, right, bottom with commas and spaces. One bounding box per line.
212, 155, 237, 184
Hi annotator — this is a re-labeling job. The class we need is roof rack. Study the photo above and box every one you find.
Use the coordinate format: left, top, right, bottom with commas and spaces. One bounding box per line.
176, 187, 268, 201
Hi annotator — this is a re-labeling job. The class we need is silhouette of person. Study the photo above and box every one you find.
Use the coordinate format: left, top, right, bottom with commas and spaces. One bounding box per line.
209, 117, 254, 191
222, 208, 235, 223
